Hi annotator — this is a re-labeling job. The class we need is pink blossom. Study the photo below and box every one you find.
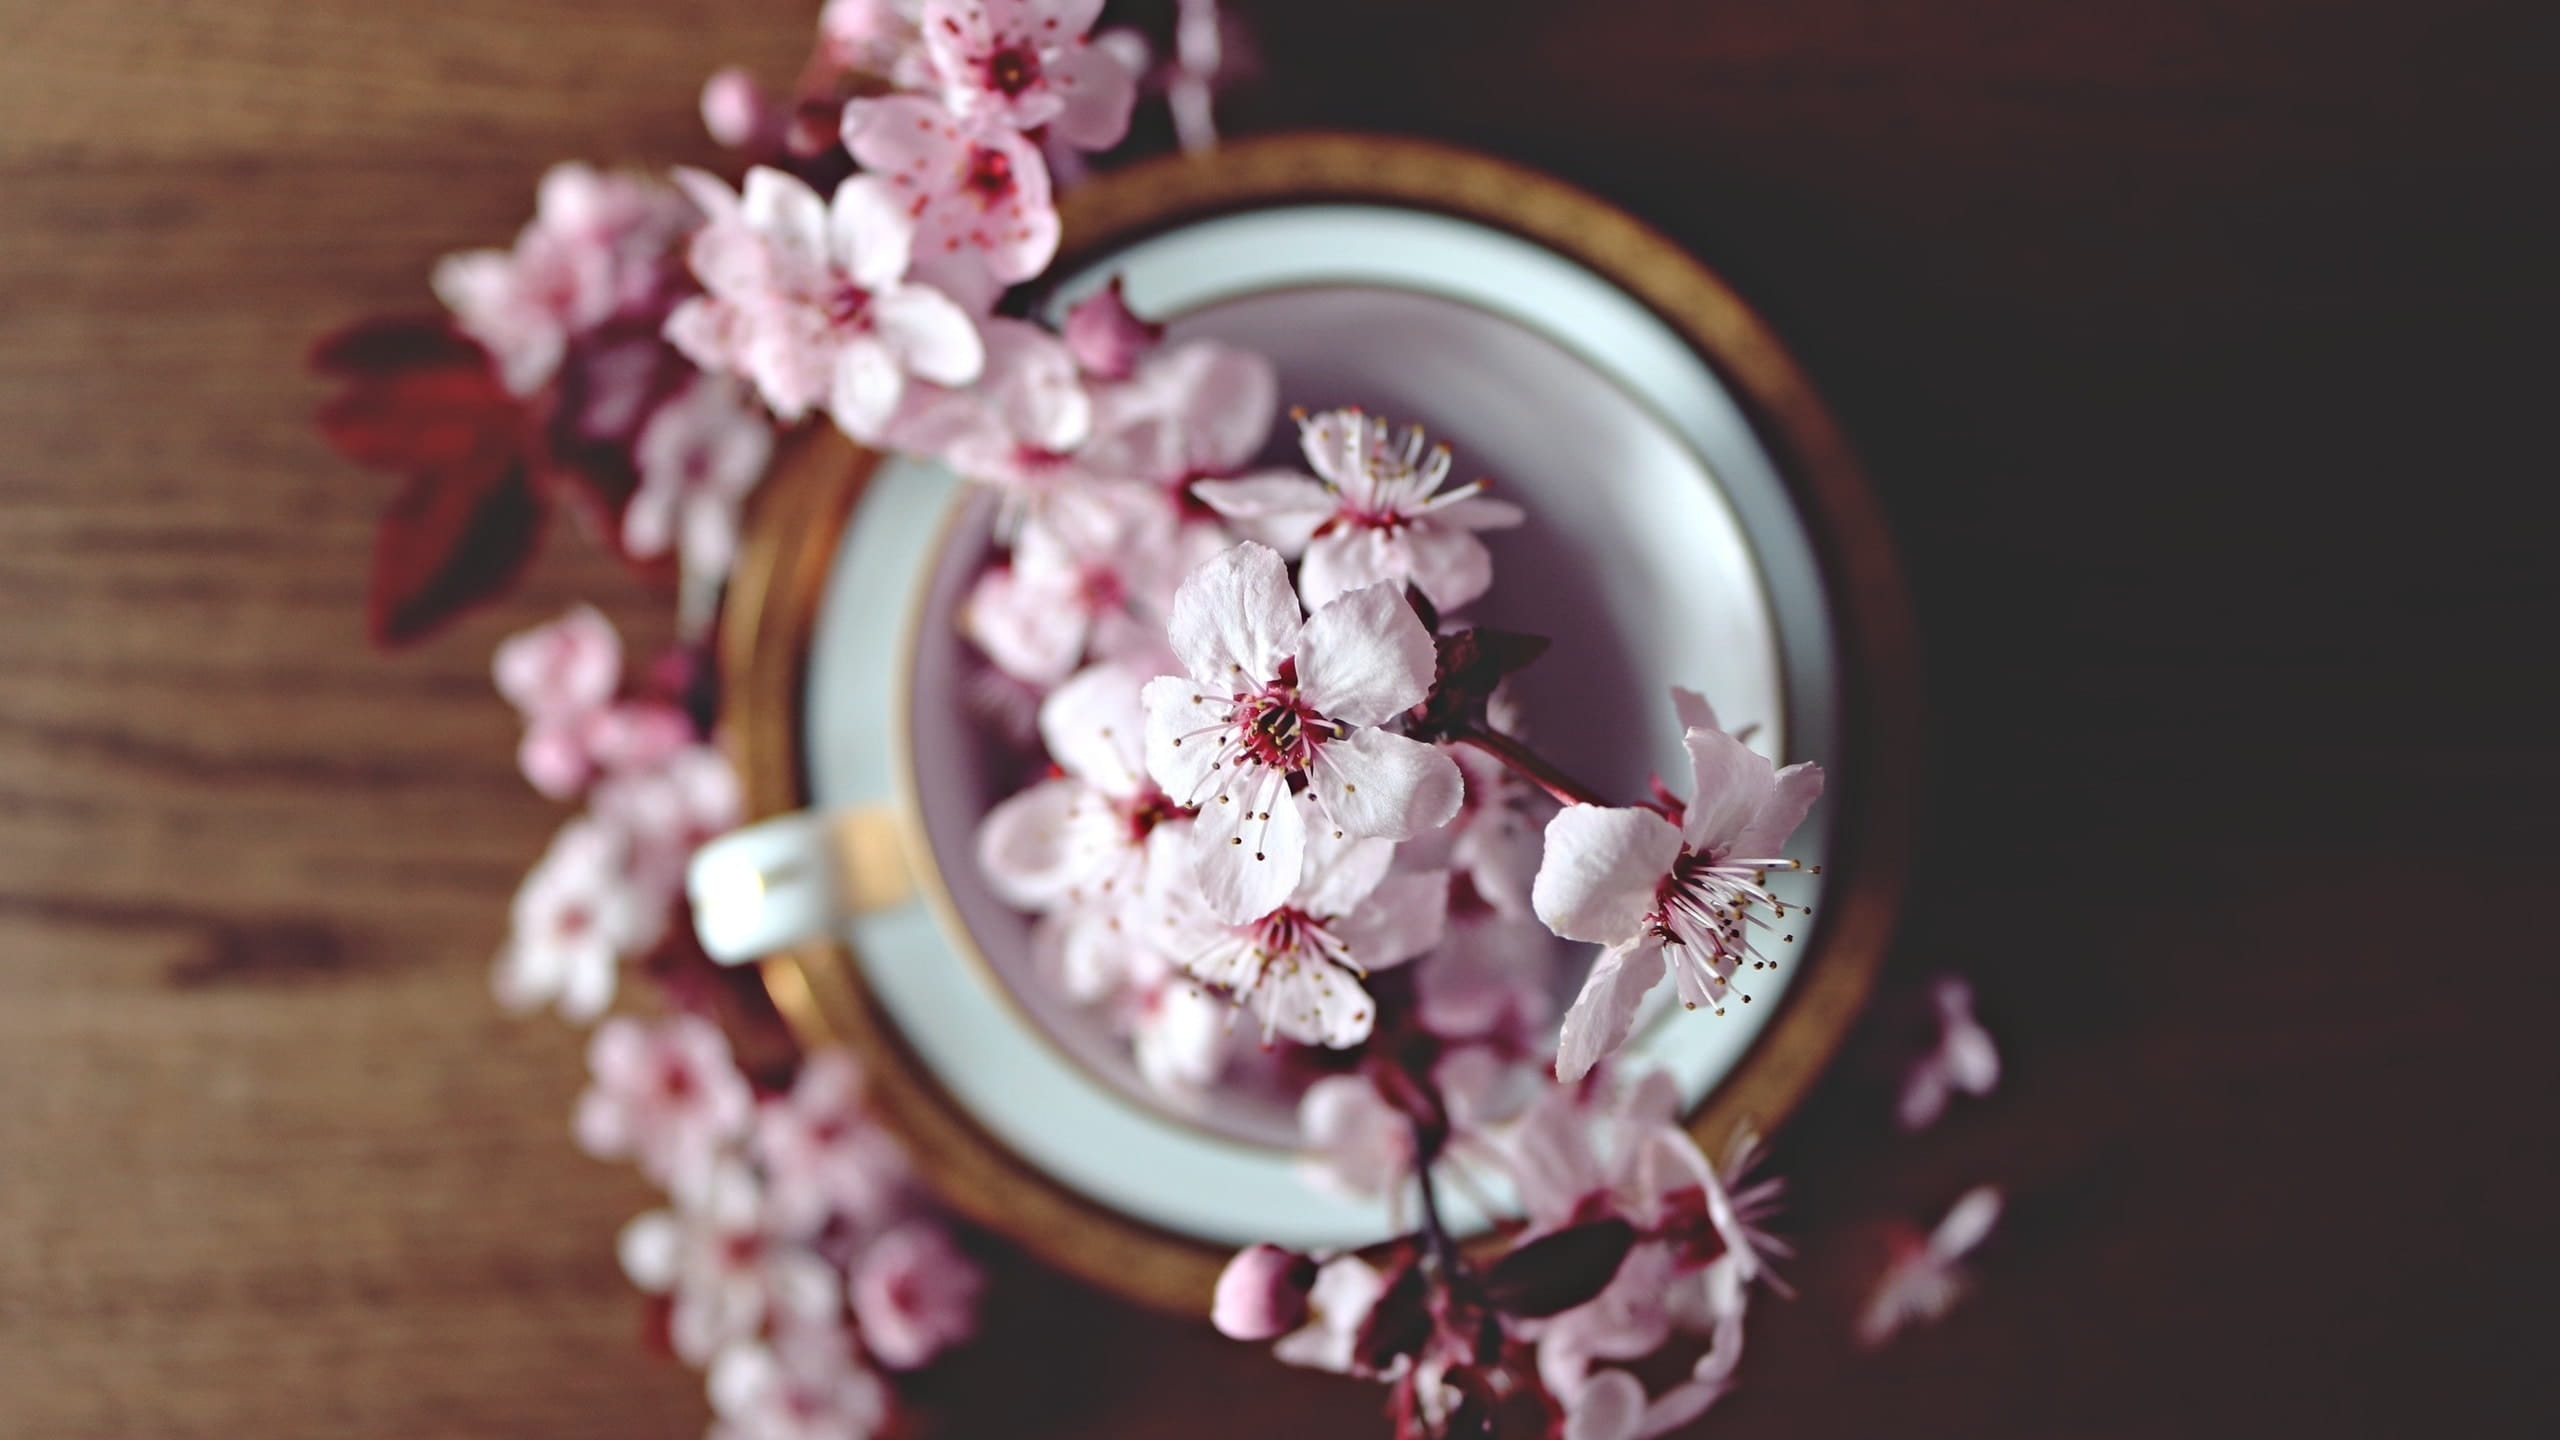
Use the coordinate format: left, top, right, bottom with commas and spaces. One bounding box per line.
1158, 829, 1448, 1049
841, 95, 1060, 313
706, 1320, 890, 1440
918, 0, 1139, 151
1399, 702, 1551, 920
1083, 338, 1282, 498
575, 1014, 756, 1200
1061, 276, 1163, 381
433, 163, 695, 395
1535, 689, 1825, 1082
590, 743, 742, 905
492, 817, 654, 1023
618, 1161, 841, 1364
1211, 1242, 1316, 1341
1270, 1254, 1387, 1375
849, 1220, 983, 1369
753, 1051, 911, 1238
1194, 408, 1525, 612
1856, 1186, 2003, 1348
961, 488, 1226, 684
1141, 542, 1464, 922
1559, 1332, 1738, 1440
494, 604, 628, 799
664, 167, 983, 438
1898, 975, 2001, 1131
1296, 1045, 1523, 1199
624, 377, 775, 586
976, 663, 1173, 914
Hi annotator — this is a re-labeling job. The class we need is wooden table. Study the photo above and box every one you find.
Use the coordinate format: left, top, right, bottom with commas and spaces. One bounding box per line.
1, 1, 2547, 1435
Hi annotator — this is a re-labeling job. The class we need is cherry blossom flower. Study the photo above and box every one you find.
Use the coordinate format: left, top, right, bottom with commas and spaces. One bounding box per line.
753, 1051, 911, 1238
1271, 1254, 1389, 1375
494, 604, 626, 798
977, 663, 1175, 920
433, 163, 696, 395
1560, 1333, 1737, 1440
664, 166, 983, 439
1194, 408, 1525, 612
591, 743, 742, 907
1856, 1186, 2003, 1349
698, 68, 774, 152
1898, 975, 2001, 1131
1085, 337, 1283, 501
1159, 830, 1449, 1049
918, 0, 1139, 151
849, 1220, 984, 1369
492, 816, 653, 1023
1212, 1242, 1318, 1341
1535, 689, 1825, 1082
842, 95, 1060, 313
575, 1014, 756, 1200
619, 1160, 841, 1365
960, 491, 1224, 685
624, 376, 775, 587
1297, 1046, 1524, 1200
1141, 542, 1464, 922
707, 1320, 890, 1440
1061, 277, 1163, 381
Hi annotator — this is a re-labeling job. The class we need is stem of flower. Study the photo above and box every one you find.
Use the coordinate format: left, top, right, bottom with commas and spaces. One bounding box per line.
1452, 727, 1608, 809
1411, 1119, 1462, 1285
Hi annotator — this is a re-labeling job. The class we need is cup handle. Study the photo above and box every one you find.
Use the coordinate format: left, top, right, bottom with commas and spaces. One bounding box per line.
687, 805, 913, 965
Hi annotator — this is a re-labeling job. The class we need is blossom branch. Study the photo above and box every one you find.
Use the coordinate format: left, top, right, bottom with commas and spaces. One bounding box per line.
1449, 726, 1607, 810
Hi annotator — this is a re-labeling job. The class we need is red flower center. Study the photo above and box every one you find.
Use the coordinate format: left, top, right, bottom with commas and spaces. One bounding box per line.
986, 44, 1041, 98
964, 144, 1017, 207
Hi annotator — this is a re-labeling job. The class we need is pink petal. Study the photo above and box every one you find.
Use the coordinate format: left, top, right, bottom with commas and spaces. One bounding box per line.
1295, 581, 1435, 727
1397, 524, 1496, 612
1036, 662, 1152, 797
1678, 726, 1778, 857
840, 94, 964, 176
1555, 936, 1666, 1083
1562, 1368, 1646, 1440
1308, 726, 1462, 842
1333, 870, 1449, 971
741, 166, 831, 268
829, 175, 913, 290
974, 776, 1086, 907
1930, 1186, 2003, 1260
1165, 541, 1301, 689
1668, 685, 1719, 735
1212, 1244, 1315, 1341
872, 283, 984, 386
979, 318, 1092, 451
1532, 805, 1680, 945
1435, 494, 1527, 532
1727, 760, 1822, 860
1189, 472, 1333, 554
1293, 830, 1396, 919
828, 337, 905, 439
1158, 341, 1277, 473
1047, 37, 1140, 150
1297, 527, 1407, 611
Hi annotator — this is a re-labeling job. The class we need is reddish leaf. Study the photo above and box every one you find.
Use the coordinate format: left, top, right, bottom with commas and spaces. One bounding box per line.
309, 313, 486, 377
368, 446, 545, 647
313, 317, 520, 474
1479, 1217, 1637, 1318
1411, 627, 1551, 741
1352, 1257, 1433, 1373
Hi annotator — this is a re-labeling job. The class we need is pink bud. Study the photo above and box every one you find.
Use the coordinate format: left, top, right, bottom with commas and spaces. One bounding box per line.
1211, 1243, 1316, 1340
699, 68, 766, 150
1063, 276, 1164, 381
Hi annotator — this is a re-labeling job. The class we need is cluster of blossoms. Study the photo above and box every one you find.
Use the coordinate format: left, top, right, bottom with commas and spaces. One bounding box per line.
311, 1, 2014, 1433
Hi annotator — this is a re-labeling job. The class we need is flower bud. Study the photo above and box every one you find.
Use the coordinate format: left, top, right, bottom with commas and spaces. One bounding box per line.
1211, 1242, 1317, 1340
1063, 277, 1163, 381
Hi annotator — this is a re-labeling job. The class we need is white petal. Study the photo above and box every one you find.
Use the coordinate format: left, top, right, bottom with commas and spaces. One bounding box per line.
1309, 726, 1463, 842
974, 777, 1087, 908
1295, 581, 1435, 728
1669, 686, 1719, 734
1333, 870, 1448, 971
829, 174, 913, 289
873, 284, 984, 386
1398, 525, 1495, 612
1679, 727, 1777, 857
1728, 761, 1823, 860
616, 1211, 683, 1292
1166, 541, 1301, 689
741, 166, 830, 265
1189, 472, 1333, 554
1295, 830, 1396, 918
1555, 937, 1667, 1083
1930, 1186, 2004, 1260
1562, 1368, 1646, 1440
1038, 662, 1152, 798
828, 338, 904, 439
1190, 770, 1304, 923
1140, 673, 1225, 802
1531, 805, 1680, 944
1297, 527, 1406, 612
1263, 956, 1378, 1048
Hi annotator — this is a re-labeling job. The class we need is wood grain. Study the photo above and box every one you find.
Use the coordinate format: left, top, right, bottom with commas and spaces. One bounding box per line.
0, 1, 2549, 1436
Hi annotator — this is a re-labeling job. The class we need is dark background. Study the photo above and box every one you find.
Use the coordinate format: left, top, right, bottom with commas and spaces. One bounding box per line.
1, 1, 2550, 1435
